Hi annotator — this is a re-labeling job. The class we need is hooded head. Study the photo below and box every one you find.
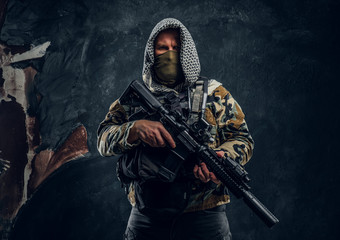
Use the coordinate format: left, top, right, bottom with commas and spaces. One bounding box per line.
142, 18, 201, 93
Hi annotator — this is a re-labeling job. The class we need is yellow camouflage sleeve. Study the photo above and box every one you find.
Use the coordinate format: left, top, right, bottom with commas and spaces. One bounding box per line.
97, 99, 141, 156
205, 86, 254, 166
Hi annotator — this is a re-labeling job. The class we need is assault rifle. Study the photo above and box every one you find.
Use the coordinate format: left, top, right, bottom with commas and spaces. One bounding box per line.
120, 80, 279, 228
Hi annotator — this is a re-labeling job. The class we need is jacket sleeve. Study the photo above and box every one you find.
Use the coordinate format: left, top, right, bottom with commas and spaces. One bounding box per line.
205, 86, 254, 166
97, 99, 141, 156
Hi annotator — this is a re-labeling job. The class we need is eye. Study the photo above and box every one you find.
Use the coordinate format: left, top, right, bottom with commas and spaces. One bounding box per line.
158, 45, 168, 50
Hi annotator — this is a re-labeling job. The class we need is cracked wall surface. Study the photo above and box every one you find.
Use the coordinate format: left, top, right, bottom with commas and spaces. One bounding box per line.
0, 0, 339, 240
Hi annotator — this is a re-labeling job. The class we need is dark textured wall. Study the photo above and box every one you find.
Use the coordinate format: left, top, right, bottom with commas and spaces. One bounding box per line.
0, 0, 339, 239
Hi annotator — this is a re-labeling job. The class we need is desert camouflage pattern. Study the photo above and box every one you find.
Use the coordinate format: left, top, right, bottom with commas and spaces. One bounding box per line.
204, 85, 253, 166
184, 85, 254, 211
97, 83, 254, 212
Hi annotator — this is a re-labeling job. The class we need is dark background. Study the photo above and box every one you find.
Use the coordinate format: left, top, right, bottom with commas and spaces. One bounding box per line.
1, 0, 339, 239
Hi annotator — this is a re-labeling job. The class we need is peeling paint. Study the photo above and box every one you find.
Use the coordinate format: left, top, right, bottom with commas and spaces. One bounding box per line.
0, 42, 49, 217
0, 42, 50, 104
10, 41, 51, 64
1, 66, 26, 104
28, 125, 89, 191
0, 157, 10, 176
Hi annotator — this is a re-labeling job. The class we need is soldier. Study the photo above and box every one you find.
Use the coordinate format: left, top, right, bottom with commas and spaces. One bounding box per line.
97, 18, 254, 240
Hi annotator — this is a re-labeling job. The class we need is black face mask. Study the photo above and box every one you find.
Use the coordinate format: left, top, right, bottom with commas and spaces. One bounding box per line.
153, 50, 184, 88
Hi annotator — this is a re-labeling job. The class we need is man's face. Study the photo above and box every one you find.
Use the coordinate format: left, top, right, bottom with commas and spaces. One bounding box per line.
154, 29, 180, 57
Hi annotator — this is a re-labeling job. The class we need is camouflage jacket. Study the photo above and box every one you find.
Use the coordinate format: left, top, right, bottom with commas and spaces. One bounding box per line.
97, 83, 254, 212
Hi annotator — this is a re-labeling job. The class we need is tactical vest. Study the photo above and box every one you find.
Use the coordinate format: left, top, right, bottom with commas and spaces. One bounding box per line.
116, 77, 210, 216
